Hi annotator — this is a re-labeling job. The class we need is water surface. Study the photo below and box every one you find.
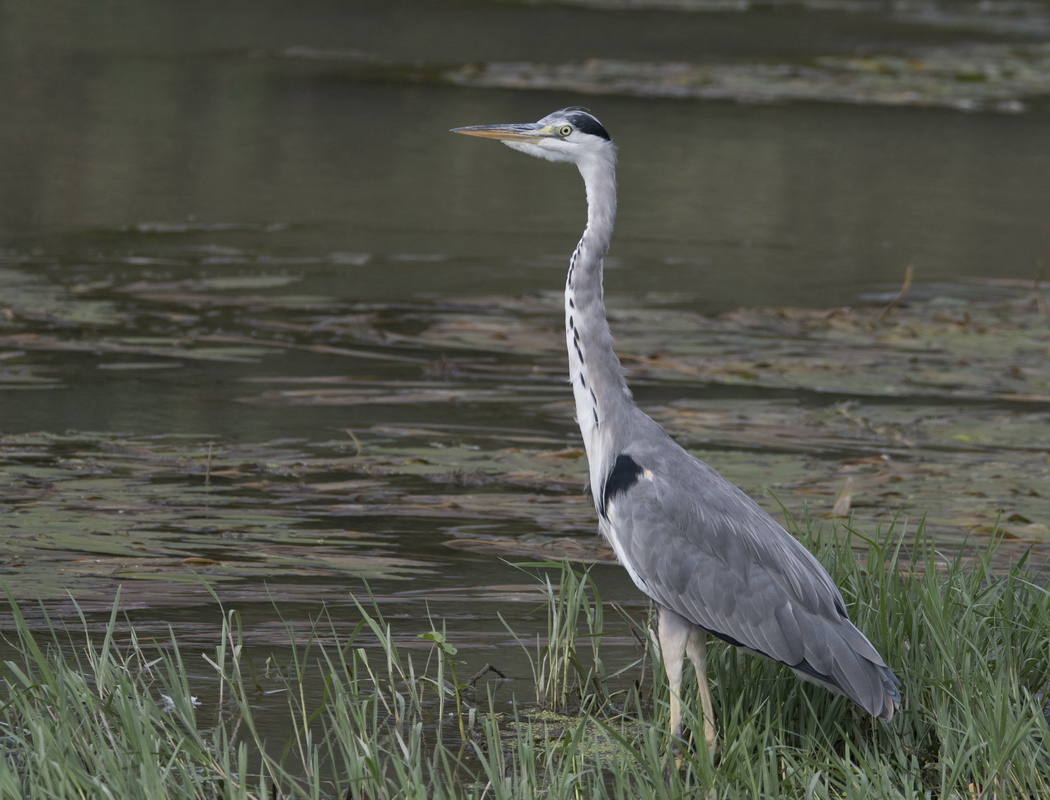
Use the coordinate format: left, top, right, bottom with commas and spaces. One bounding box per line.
1, 0, 1049, 741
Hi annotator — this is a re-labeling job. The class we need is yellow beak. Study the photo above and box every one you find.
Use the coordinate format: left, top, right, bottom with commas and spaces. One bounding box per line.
450, 123, 548, 143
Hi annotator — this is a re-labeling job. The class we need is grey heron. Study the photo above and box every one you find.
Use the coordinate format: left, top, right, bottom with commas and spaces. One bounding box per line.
452, 108, 900, 750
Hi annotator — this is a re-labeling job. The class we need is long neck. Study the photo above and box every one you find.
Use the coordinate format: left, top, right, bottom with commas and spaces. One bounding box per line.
565, 148, 633, 459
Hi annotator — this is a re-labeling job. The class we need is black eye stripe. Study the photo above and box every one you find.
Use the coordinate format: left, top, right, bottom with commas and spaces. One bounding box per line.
565, 112, 611, 141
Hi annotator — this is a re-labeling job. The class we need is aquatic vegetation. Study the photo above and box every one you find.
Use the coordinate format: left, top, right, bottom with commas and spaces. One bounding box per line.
2, 276, 1046, 615
0, 526, 1048, 798
447, 43, 1050, 112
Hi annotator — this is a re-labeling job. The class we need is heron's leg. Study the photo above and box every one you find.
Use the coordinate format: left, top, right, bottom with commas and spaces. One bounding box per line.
685, 628, 717, 753
656, 605, 692, 740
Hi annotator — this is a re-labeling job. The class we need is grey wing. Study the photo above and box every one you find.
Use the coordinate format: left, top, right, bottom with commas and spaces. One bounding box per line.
601, 439, 900, 719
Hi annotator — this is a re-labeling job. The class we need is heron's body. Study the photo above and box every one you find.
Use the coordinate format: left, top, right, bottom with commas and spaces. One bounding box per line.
453, 108, 900, 747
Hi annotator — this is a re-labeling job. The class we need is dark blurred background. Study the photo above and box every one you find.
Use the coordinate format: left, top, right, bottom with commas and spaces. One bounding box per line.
2, 0, 1048, 314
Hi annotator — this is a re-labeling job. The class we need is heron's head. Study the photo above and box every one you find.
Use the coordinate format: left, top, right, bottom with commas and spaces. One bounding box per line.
451, 107, 613, 165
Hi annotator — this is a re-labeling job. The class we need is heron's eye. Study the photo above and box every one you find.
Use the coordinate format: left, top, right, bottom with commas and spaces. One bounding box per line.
559, 125, 573, 137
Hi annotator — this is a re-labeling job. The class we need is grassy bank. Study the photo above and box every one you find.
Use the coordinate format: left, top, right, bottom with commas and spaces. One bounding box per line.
1, 524, 1048, 799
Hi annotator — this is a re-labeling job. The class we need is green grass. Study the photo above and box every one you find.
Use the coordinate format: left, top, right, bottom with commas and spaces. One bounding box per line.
1, 523, 1048, 799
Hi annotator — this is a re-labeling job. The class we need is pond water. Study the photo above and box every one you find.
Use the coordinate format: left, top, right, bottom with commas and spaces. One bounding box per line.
1, 0, 1049, 743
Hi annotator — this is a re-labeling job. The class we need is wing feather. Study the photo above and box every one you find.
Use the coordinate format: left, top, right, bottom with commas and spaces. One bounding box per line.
600, 423, 899, 718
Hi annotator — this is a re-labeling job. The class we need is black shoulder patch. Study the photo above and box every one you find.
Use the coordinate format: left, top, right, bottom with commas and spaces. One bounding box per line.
567, 111, 611, 141
600, 454, 643, 516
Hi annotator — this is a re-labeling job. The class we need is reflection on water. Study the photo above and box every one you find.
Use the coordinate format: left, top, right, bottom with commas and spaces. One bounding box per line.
1, 0, 1049, 745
